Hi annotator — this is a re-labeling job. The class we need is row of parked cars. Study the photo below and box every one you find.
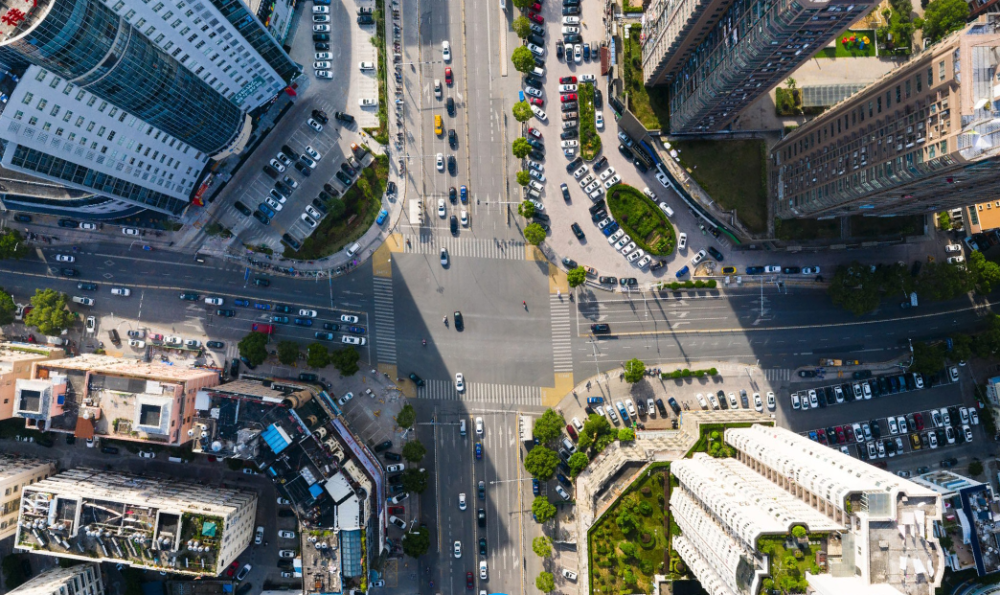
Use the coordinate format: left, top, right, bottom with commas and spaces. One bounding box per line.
790, 369, 957, 411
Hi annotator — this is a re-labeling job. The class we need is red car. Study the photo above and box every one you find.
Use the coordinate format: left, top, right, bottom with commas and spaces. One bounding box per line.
466, 572, 474, 589
560, 93, 577, 102
528, 127, 542, 138
816, 428, 827, 444
528, 11, 543, 23
530, 1, 541, 9
226, 561, 239, 578
559, 76, 577, 84
835, 427, 846, 444
844, 426, 855, 443
914, 412, 924, 431
444, 67, 453, 85
566, 424, 578, 440
389, 506, 405, 515
528, 97, 544, 106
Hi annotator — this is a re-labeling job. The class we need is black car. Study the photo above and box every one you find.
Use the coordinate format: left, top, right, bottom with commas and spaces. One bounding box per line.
409, 372, 425, 387
529, 149, 545, 161
448, 129, 458, 148
449, 187, 458, 203
262, 164, 279, 179
60, 268, 77, 277
633, 159, 648, 173
14, 214, 31, 223
77, 282, 98, 291
707, 246, 724, 261
530, 23, 545, 36
870, 419, 882, 439
207, 341, 226, 349
564, 0, 580, 4
253, 278, 270, 287
387, 473, 403, 485
233, 201, 253, 216
561, 102, 578, 112
454, 311, 464, 331
311, 110, 329, 124
230, 358, 241, 378
593, 156, 609, 171
336, 171, 353, 185
252, 210, 270, 225
532, 211, 550, 222
57, 219, 79, 228
313, 32, 330, 41
564, 34, 582, 44
281, 144, 300, 160
619, 277, 638, 287
618, 144, 634, 159
527, 138, 544, 150
940, 457, 958, 468
479, 538, 487, 556
478, 508, 486, 528
560, 130, 579, 140
323, 322, 340, 331
450, 215, 458, 235
357, 14, 374, 23
315, 42, 330, 50
527, 34, 544, 47
374, 440, 393, 452
594, 89, 603, 108
563, 5, 580, 15
274, 181, 292, 196
66, 434, 76, 444
294, 162, 311, 176
341, 162, 357, 177
593, 207, 607, 220
598, 276, 616, 284
446, 97, 455, 116
240, 355, 257, 370
571, 223, 584, 239
524, 74, 543, 89
311, 198, 329, 214
591, 323, 610, 334
650, 260, 665, 271
556, 40, 564, 59
281, 234, 301, 251
216, 309, 235, 317
783, 266, 801, 274
383, 451, 402, 461
334, 111, 355, 123
589, 199, 606, 214
447, 155, 456, 174
101, 446, 119, 455
179, 292, 199, 300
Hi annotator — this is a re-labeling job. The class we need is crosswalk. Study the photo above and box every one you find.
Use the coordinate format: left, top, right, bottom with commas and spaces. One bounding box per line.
763, 368, 792, 381
413, 379, 542, 406
372, 277, 397, 364
550, 295, 574, 373
403, 234, 526, 260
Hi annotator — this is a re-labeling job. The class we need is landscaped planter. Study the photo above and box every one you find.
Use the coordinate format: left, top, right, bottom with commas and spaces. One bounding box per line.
606, 184, 676, 255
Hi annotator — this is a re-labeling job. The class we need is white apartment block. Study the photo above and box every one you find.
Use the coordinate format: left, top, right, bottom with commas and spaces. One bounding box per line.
670, 425, 945, 595
15, 468, 257, 577
7, 564, 104, 595
0, 454, 57, 540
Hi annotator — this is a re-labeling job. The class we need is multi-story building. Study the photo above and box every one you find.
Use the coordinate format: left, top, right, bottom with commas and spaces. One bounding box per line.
15, 468, 257, 576
0, 0, 298, 217
641, 0, 875, 133
13, 354, 220, 446
0, 341, 64, 421
671, 425, 944, 595
966, 0, 1000, 19
0, 454, 57, 540
6, 563, 104, 595
771, 16, 1000, 219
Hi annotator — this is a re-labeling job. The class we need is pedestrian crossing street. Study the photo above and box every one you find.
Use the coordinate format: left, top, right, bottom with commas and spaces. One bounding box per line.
413, 379, 542, 406
402, 234, 526, 260
550, 294, 573, 373
372, 277, 397, 365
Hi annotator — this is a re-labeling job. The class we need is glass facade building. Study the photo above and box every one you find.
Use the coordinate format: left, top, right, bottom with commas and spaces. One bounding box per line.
208, 0, 299, 84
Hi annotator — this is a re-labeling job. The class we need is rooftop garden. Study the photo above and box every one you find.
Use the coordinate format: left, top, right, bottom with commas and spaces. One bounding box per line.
621, 25, 670, 130
757, 529, 828, 594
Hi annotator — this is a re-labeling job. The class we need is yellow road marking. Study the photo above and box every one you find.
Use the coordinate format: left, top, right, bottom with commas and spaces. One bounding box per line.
541, 372, 574, 407
548, 263, 568, 294
372, 234, 402, 277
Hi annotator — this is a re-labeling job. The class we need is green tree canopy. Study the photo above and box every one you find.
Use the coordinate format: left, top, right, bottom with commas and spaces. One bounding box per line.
618, 427, 635, 441
238, 332, 269, 366
922, 0, 969, 43
969, 250, 1000, 294
327, 198, 347, 221
516, 170, 531, 186
624, 358, 646, 383
0, 289, 16, 326
536, 571, 555, 593
567, 451, 590, 476
791, 525, 808, 539
518, 200, 537, 219
329, 347, 360, 375
512, 100, 533, 122
0, 230, 28, 261
276, 340, 300, 365
513, 15, 531, 37
827, 262, 884, 316
25, 289, 75, 336
533, 409, 564, 444
401, 468, 428, 493
396, 403, 416, 428
511, 46, 536, 73
951, 333, 973, 362
968, 459, 984, 476
911, 341, 946, 375
578, 413, 612, 451
524, 445, 559, 480
512, 137, 532, 159
523, 223, 547, 245
402, 526, 430, 557
532, 535, 552, 557
512, 0, 533, 7
402, 440, 426, 462
306, 343, 329, 368
532, 496, 557, 523
567, 266, 586, 288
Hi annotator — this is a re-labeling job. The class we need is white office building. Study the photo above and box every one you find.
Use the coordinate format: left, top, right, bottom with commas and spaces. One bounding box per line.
671, 425, 945, 595
7, 564, 104, 595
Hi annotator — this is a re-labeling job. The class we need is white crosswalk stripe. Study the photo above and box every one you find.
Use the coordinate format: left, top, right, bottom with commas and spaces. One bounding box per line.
402, 234, 526, 260
764, 368, 791, 381
413, 379, 542, 406
372, 277, 397, 364
550, 295, 573, 373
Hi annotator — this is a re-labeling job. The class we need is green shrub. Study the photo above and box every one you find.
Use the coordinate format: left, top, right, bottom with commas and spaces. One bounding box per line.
606, 185, 676, 255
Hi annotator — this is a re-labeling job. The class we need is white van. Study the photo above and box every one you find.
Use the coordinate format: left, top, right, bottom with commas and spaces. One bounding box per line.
345, 242, 361, 258
460, 420, 467, 436
531, 66, 545, 77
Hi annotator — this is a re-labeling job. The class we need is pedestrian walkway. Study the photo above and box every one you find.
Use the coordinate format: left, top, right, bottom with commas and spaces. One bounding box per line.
372, 276, 397, 365
403, 234, 527, 260
550, 294, 574, 373
763, 368, 792, 382
413, 379, 542, 406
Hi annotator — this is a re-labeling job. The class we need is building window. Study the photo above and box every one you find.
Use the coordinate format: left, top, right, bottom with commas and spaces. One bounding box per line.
21, 92, 32, 105
87, 122, 95, 132
49, 77, 60, 88
34, 70, 46, 82
28, 116, 37, 125
12, 110, 21, 120
62, 83, 73, 95
75, 117, 84, 127
153, 2, 163, 9
939, 60, 945, 81
108, 107, 117, 117
55, 127, 63, 136
108, 131, 116, 142
87, 96, 96, 107
50, 105, 59, 117
98, 102, 107, 112
125, 9, 135, 18
136, 18, 145, 27
62, 111, 72, 122
113, 0, 125, 9
163, 10, 173, 19
97, 126, 106, 137
36, 98, 46, 110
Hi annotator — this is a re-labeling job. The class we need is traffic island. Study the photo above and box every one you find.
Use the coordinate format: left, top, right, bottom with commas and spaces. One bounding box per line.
606, 185, 676, 256
578, 83, 601, 160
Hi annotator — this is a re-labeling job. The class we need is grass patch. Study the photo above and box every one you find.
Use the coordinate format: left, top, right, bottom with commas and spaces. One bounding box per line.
606, 184, 675, 255
578, 83, 601, 160
364, 0, 389, 146
288, 154, 388, 260
775, 217, 841, 241
588, 464, 672, 594
849, 214, 924, 238
687, 422, 762, 457
813, 30, 877, 58
622, 25, 670, 130
672, 139, 768, 234
775, 87, 803, 116
757, 534, 826, 593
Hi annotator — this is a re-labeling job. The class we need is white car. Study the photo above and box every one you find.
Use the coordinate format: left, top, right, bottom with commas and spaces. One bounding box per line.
945, 244, 962, 252
454, 540, 462, 558
763, 265, 781, 273
531, 105, 547, 120
264, 196, 282, 212
342, 336, 366, 345
111, 287, 130, 296
574, 44, 583, 62
655, 171, 671, 188
573, 165, 588, 179
558, 84, 578, 92
801, 266, 820, 274
312, 24, 330, 32
677, 233, 687, 250
278, 550, 296, 558
790, 392, 800, 409
603, 175, 621, 188
563, 16, 580, 24
312, 5, 329, 12
600, 167, 617, 181
480, 560, 488, 580
608, 229, 625, 244
308, 118, 324, 131
301, 214, 318, 228
435, 79, 442, 98
436, 153, 445, 171
255, 527, 265, 545
165, 336, 183, 345
562, 26, 579, 34
595, 111, 604, 129
279, 530, 296, 539
277, 497, 291, 505
184, 339, 200, 348
314, 61, 331, 69
455, 373, 465, 392
305, 146, 322, 161
204, 297, 223, 306
461, 210, 468, 226
524, 86, 542, 98
438, 198, 446, 217
458, 492, 467, 510
440, 248, 449, 266
442, 41, 451, 61
554, 485, 571, 500
584, 181, 600, 193
620, 242, 636, 255
360, 98, 378, 107
305, 205, 323, 220
627, 249, 643, 263
949, 366, 959, 382
948, 256, 964, 264
691, 249, 706, 264
122, 227, 140, 236
528, 199, 545, 212
527, 160, 544, 172
340, 314, 358, 323
527, 43, 545, 56
315, 52, 332, 60
766, 392, 775, 410
696, 394, 707, 409
475, 416, 484, 435
312, 13, 330, 22
315, 70, 332, 79
138, 450, 155, 458
753, 393, 763, 412
636, 255, 652, 268
359, 61, 376, 70
269, 158, 286, 172
970, 410, 979, 425
581, 74, 596, 82
613, 236, 630, 251
80, 222, 97, 230
86, 315, 96, 332
54, 254, 75, 262
337, 392, 354, 405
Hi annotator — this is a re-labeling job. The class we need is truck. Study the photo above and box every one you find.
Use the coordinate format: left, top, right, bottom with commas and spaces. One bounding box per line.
519, 415, 534, 444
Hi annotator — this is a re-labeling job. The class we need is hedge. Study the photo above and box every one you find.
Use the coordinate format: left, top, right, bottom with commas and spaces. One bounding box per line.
661, 368, 718, 379
659, 280, 717, 290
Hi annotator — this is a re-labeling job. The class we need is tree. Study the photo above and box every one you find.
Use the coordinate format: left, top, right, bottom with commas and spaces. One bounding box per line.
238, 332, 269, 366
968, 250, 1000, 294
578, 414, 612, 451
523, 223, 546, 245
827, 262, 884, 316
307, 343, 329, 368
518, 200, 536, 219
396, 403, 416, 428
511, 46, 536, 73
402, 526, 430, 557
791, 525, 808, 539
276, 340, 299, 365
513, 15, 532, 37
24, 289, 75, 336
327, 198, 347, 221
922, 0, 969, 43
567, 451, 589, 476
567, 266, 586, 288
911, 341, 946, 375
951, 333, 973, 362
525, 446, 559, 480
0, 230, 28, 260
618, 427, 635, 441
401, 468, 428, 493
623, 358, 646, 383
532, 496, 557, 522
512, 0, 533, 8
0, 289, 16, 326
516, 170, 531, 186
535, 571, 555, 593
329, 347, 360, 375
402, 440, 427, 462
533, 409, 564, 444
512, 100, 533, 122
532, 535, 552, 557
512, 137, 532, 159
968, 459, 984, 476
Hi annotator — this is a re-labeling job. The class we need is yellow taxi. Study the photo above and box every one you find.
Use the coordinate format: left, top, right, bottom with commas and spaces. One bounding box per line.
434, 115, 443, 136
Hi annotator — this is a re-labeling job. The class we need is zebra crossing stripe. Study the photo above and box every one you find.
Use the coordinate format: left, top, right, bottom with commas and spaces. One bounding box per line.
550, 295, 574, 373
372, 277, 397, 365
402, 234, 526, 261
412, 379, 542, 406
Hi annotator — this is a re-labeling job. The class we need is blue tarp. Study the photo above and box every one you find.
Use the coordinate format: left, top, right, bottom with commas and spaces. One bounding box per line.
262, 424, 291, 454
309, 483, 324, 498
